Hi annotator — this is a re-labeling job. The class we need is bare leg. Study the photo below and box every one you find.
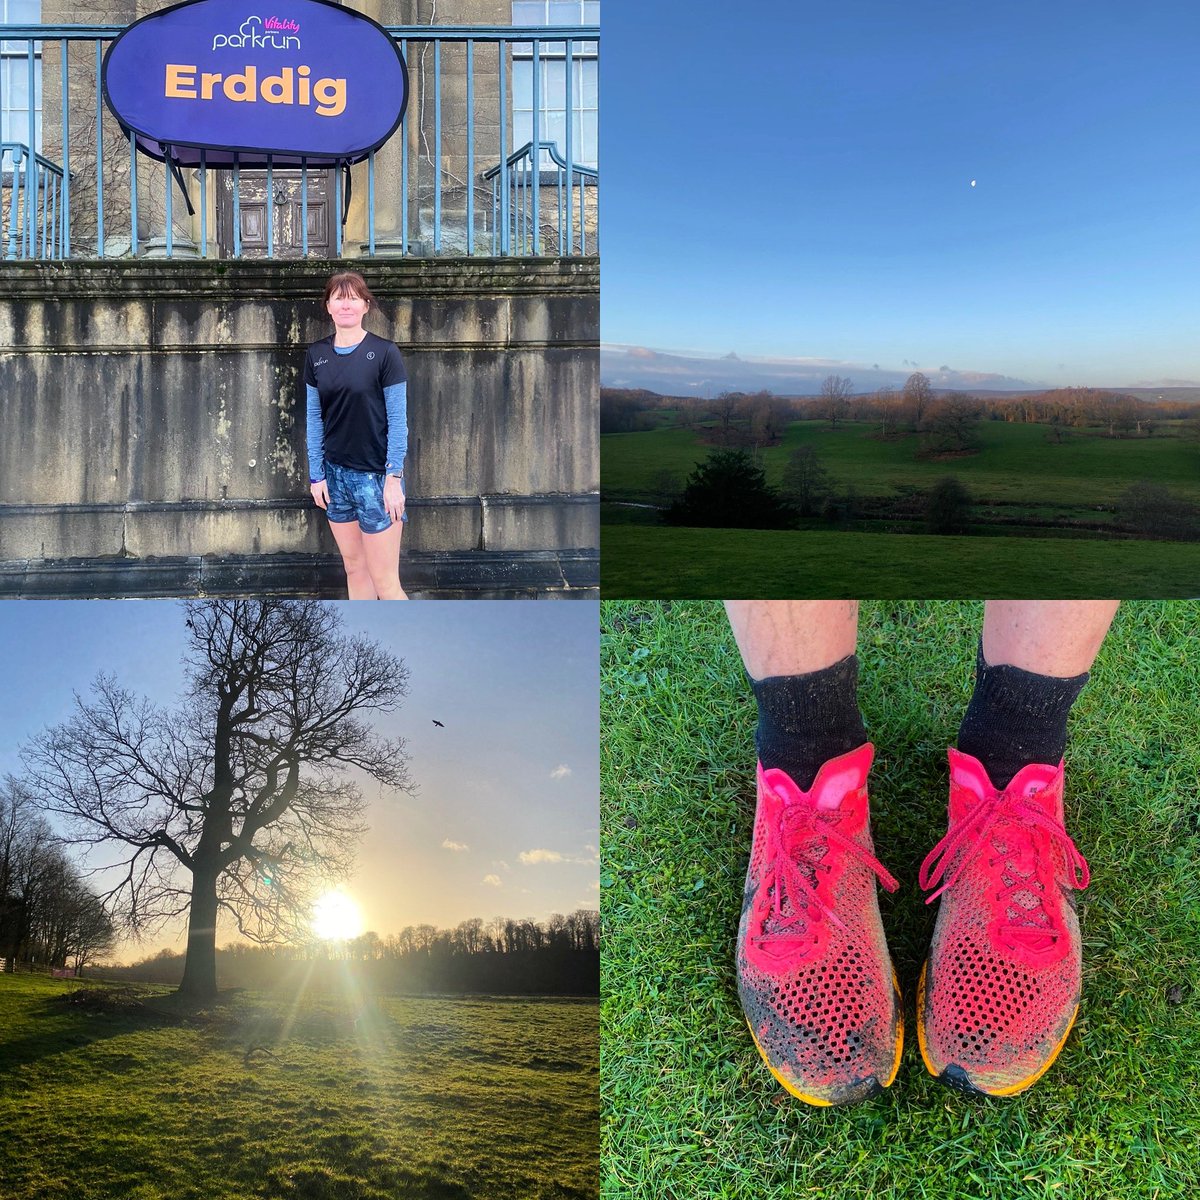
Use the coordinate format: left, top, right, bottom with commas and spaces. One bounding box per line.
362, 521, 408, 600
328, 520, 378, 600
724, 601, 859, 679
983, 600, 1119, 676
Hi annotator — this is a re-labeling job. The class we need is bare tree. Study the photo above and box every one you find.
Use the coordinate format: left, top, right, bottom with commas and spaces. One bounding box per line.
903, 372, 933, 428
873, 385, 899, 438
821, 375, 854, 429
566, 908, 599, 953
735, 391, 789, 447
20, 601, 414, 1000
0, 782, 113, 973
921, 393, 981, 455
454, 916, 485, 955
67, 894, 116, 974
711, 392, 743, 446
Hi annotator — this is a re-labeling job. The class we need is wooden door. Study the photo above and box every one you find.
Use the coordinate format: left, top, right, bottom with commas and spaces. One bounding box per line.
217, 168, 334, 258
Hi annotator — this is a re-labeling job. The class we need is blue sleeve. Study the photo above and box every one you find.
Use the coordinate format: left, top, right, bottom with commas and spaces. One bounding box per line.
306, 384, 325, 482
384, 381, 407, 477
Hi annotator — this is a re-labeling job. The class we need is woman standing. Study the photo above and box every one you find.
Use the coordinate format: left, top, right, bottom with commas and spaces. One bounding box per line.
305, 272, 409, 599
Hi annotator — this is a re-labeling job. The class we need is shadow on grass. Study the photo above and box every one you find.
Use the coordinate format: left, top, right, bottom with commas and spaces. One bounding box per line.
0, 986, 172, 1074
263, 1163, 472, 1200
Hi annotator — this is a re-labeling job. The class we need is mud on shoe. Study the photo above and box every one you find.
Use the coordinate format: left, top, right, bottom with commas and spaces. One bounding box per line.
918, 749, 1090, 1097
736, 743, 903, 1106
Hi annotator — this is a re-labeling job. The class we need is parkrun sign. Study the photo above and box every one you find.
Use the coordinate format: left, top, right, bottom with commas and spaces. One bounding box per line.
102, 0, 408, 168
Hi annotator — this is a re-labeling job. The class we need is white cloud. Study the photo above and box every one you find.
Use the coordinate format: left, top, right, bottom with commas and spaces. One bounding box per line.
442, 839, 469, 852
482, 874, 502, 887
519, 846, 600, 866
550, 764, 572, 780
520, 849, 564, 864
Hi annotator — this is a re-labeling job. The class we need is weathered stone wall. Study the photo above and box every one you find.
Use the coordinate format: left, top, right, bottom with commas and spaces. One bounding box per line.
0, 258, 598, 594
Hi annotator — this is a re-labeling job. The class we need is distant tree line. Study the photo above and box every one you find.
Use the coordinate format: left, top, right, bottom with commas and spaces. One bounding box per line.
1, 785, 115, 975
603, 377, 1200, 450
98, 909, 601, 996
601, 390, 674, 434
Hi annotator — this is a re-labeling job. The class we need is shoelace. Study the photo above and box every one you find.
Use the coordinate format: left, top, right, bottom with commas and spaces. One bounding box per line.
755, 795, 899, 949
918, 789, 1089, 947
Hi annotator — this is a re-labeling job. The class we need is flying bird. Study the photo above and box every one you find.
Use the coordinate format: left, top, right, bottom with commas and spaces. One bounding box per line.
432, 719, 445, 728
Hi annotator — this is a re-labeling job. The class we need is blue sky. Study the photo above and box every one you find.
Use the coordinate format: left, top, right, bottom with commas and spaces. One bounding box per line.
0, 602, 598, 959
602, 1, 1200, 386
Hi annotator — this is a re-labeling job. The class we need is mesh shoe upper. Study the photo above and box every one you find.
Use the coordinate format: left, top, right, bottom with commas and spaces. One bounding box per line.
918, 748, 1090, 1094
737, 743, 901, 1106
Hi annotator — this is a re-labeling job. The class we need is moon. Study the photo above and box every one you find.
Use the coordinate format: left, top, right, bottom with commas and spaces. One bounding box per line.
970, 179, 977, 187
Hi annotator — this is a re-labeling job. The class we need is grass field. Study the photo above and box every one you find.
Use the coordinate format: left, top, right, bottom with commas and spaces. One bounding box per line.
0, 975, 598, 1200
600, 527, 1200, 598
601, 422, 1200, 509
600, 601, 1200, 1200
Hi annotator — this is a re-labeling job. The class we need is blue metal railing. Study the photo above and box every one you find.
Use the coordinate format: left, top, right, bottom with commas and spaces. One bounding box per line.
485, 140, 597, 256
0, 22, 599, 260
2, 143, 66, 259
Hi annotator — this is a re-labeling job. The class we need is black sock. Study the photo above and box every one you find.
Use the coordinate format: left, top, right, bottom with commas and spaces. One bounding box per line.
957, 642, 1089, 789
751, 655, 867, 791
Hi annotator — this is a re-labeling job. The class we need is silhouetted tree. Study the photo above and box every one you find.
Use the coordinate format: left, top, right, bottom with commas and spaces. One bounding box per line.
0, 783, 114, 973
927, 476, 973, 534
781, 445, 834, 517
20, 602, 414, 1000
665, 450, 793, 529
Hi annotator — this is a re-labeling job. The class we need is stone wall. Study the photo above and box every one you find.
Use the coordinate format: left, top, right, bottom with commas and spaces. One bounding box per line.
0, 257, 598, 597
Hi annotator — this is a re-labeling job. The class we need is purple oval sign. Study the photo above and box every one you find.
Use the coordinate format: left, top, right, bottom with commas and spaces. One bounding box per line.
103, 0, 408, 167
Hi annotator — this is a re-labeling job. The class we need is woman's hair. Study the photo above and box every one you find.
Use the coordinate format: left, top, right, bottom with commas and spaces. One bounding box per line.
323, 271, 375, 308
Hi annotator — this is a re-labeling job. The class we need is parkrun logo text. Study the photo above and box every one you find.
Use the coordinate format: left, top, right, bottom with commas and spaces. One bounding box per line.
166, 63, 347, 117
213, 15, 300, 51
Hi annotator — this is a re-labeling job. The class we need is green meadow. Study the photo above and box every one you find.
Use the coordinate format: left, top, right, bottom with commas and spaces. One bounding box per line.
0, 975, 598, 1200
601, 421, 1200, 510
600, 421, 1200, 596
600, 527, 1200, 599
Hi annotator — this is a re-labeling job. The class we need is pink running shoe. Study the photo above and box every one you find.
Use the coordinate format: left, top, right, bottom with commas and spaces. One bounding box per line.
918, 749, 1090, 1096
737, 744, 902, 1106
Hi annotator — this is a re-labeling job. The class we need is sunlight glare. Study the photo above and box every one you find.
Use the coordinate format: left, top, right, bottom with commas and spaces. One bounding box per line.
311, 890, 364, 941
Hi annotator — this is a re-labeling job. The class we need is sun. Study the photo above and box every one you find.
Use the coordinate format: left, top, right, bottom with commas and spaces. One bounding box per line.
311, 890, 364, 941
